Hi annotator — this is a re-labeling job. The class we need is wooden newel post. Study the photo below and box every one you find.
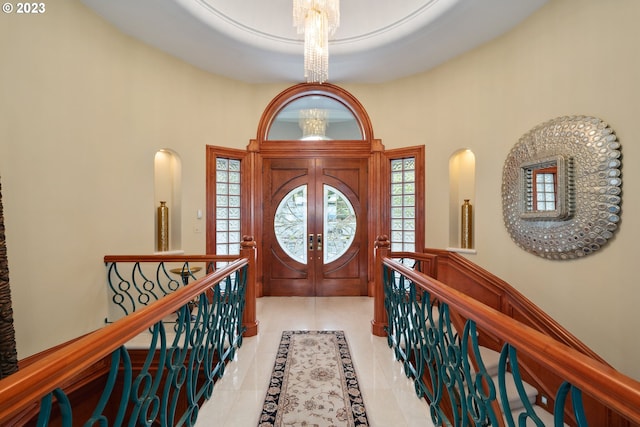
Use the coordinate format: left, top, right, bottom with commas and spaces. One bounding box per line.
241, 235, 259, 337
371, 235, 390, 337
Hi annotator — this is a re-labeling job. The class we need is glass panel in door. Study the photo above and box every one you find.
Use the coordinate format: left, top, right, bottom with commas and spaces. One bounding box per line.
323, 185, 356, 264
274, 185, 308, 263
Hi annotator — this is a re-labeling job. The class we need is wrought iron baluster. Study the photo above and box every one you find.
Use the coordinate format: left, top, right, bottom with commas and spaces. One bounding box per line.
36, 388, 72, 427
554, 381, 587, 427
460, 320, 500, 427
163, 305, 192, 426
129, 323, 165, 426
499, 344, 544, 427
181, 298, 207, 426
156, 262, 180, 296
419, 293, 451, 426
188, 293, 215, 409
106, 262, 135, 316
209, 284, 227, 380
85, 346, 132, 427
434, 303, 468, 426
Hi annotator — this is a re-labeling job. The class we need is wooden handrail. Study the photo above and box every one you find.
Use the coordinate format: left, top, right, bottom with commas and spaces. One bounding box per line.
387, 251, 438, 277
383, 257, 640, 424
424, 248, 606, 362
103, 254, 238, 263
0, 257, 248, 423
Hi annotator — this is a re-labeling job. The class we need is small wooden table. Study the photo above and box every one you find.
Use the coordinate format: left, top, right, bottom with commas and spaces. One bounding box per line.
169, 266, 203, 317
169, 266, 202, 285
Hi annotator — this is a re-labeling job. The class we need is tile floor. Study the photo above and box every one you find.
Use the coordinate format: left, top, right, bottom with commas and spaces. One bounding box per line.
194, 296, 435, 427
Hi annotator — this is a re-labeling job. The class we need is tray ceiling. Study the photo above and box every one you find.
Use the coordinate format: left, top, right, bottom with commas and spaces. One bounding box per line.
81, 0, 547, 83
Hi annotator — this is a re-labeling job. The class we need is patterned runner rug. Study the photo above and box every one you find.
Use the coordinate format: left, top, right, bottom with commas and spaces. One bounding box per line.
258, 330, 369, 427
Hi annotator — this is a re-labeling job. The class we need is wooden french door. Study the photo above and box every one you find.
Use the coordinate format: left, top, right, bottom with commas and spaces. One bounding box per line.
263, 157, 368, 296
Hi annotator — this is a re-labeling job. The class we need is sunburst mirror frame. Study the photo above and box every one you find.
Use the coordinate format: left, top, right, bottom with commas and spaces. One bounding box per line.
502, 116, 622, 260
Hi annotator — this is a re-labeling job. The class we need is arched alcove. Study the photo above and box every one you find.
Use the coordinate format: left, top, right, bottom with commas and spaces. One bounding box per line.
448, 149, 476, 252
154, 149, 182, 253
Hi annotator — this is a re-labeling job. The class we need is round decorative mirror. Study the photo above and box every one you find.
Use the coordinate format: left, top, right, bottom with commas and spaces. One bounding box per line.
502, 116, 622, 260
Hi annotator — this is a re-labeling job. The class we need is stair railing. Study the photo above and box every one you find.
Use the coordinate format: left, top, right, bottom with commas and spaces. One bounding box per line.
0, 236, 258, 426
371, 236, 640, 427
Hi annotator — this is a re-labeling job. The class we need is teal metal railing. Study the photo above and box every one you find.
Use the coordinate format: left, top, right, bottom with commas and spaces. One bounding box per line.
104, 255, 238, 322
372, 238, 640, 426
384, 263, 548, 426
0, 243, 258, 426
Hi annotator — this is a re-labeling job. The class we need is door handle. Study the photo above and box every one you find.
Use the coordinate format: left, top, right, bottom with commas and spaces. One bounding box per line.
309, 234, 314, 251
316, 234, 322, 251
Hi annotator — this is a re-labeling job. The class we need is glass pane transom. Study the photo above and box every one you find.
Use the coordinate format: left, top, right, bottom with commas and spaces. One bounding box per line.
267, 95, 363, 141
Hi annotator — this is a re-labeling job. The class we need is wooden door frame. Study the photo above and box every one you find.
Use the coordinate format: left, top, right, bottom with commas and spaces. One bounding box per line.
249, 83, 384, 297
248, 142, 383, 297
206, 85, 426, 298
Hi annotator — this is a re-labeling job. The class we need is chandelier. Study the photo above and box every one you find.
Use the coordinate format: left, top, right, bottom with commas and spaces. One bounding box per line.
293, 0, 340, 84
299, 108, 329, 139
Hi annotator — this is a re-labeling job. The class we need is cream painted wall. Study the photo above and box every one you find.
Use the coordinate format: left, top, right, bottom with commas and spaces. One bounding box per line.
345, 0, 640, 379
0, 1, 281, 359
1, 0, 638, 381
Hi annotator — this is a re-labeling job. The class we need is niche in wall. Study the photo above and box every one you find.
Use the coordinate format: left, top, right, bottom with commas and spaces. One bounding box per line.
448, 149, 476, 251
154, 149, 182, 253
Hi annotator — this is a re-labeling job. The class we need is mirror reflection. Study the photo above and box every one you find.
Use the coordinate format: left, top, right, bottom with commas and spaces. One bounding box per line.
267, 95, 363, 141
520, 155, 573, 220
532, 165, 557, 211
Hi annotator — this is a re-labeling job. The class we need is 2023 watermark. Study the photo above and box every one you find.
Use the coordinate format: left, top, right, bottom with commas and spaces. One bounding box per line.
3, 2, 46, 13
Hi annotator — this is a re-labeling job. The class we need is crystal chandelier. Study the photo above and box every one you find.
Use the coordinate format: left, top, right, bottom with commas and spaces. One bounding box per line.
299, 108, 329, 139
293, 0, 340, 83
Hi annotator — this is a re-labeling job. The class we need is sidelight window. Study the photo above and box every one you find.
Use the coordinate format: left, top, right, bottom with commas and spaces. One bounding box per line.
390, 157, 417, 252
386, 146, 424, 254
215, 157, 242, 255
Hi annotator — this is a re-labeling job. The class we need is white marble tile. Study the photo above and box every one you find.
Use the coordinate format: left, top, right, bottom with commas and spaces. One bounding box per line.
194, 297, 435, 427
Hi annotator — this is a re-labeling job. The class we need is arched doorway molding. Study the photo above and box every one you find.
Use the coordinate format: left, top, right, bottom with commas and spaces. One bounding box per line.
255, 83, 375, 143
247, 83, 384, 297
